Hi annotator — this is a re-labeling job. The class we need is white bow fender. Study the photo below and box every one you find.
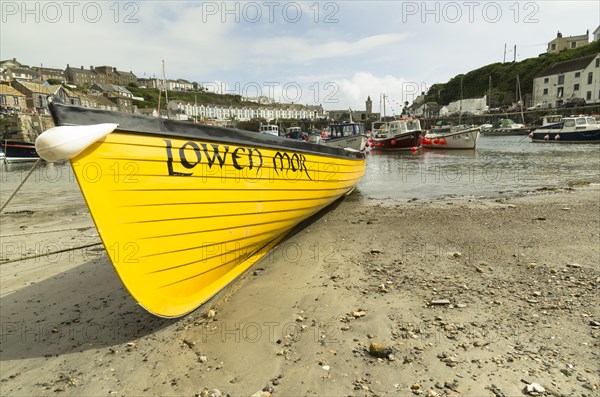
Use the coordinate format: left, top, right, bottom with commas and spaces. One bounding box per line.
35, 123, 118, 162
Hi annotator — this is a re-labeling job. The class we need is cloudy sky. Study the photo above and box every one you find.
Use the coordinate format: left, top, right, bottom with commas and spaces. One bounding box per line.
2, 0, 598, 114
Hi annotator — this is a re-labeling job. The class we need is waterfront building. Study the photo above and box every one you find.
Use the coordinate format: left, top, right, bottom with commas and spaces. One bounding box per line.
11, 81, 64, 114
547, 31, 590, 54
90, 83, 134, 113
532, 53, 600, 108
0, 84, 27, 111
65, 65, 104, 86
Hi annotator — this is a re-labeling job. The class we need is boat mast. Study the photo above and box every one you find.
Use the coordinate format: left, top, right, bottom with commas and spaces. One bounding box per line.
162, 60, 169, 119
459, 75, 463, 125
488, 75, 492, 111
517, 74, 525, 124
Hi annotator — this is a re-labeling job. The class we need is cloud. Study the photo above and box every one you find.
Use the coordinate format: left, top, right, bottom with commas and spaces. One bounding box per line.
329, 72, 429, 113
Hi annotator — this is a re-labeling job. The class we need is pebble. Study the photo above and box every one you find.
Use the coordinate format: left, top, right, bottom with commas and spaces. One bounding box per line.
250, 391, 271, 397
350, 310, 366, 318
525, 383, 545, 395
430, 299, 451, 306
198, 389, 222, 397
369, 342, 393, 358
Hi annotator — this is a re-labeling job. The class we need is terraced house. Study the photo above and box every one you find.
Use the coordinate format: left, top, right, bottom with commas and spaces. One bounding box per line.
532, 53, 600, 108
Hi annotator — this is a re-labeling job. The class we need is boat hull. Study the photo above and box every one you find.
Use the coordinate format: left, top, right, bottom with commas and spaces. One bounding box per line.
530, 128, 600, 143
422, 127, 480, 149
482, 127, 530, 136
46, 103, 366, 317
370, 131, 422, 151
320, 135, 367, 151
1, 140, 39, 162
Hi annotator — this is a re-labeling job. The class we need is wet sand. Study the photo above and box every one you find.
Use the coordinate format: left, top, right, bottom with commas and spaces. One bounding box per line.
1, 185, 599, 396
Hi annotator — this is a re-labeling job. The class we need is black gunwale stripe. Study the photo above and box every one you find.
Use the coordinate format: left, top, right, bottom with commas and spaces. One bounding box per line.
50, 102, 366, 161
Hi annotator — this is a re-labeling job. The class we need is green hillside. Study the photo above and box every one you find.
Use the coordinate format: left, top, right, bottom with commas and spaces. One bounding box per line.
425, 41, 600, 107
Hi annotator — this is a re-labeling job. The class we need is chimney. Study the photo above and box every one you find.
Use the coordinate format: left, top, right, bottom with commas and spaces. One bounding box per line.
81, 66, 84, 69
557, 31, 562, 38
90, 66, 94, 70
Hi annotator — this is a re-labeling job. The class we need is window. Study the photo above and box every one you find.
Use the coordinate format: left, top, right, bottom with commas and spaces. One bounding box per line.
543, 88, 548, 95
574, 84, 580, 91
596, 59, 600, 67
575, 72, 580, 78
587, 91, 592, 100
0, 95, 5, 106
558, 75, 565, 84
544, 77, 549, 83
557, 87, 564, 97
13, 97, 19, 106
570, 42, 576, 48
588, 72, 593, 84
551, 44, 556, 50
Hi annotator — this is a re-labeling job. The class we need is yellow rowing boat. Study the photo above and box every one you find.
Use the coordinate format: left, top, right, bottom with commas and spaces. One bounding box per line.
36, 101, 366, 317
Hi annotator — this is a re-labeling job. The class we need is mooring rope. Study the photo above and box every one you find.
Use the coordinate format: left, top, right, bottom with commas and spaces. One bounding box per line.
0, 158, 42, 213
0, 241, 103, 266
0, 226, 95, 238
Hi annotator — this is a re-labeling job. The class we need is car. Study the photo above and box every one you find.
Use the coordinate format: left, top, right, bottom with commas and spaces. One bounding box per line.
284, 131, 308, 141
563, 98, 586, 108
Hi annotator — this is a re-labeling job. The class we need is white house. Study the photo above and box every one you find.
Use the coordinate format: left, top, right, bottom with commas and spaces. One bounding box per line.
532, 53, 600, 108
165, 101, 326, 122
593, 25, 600, 42
439, 96, 488, 116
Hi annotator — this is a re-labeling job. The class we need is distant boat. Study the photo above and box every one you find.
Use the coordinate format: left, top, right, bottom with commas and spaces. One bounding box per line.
311, 122, 367, 151
368, 118, 422, 151
35, 101, 367, 317
530, 115, 600, 143
1, 140, 39, 163
481, 118, 530, 136
422, 125, 480, 150
259, 124, 279, 136
422, 75, 480, 149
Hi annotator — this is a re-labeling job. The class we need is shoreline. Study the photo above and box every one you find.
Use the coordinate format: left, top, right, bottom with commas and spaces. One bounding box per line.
0, 186, 599, 396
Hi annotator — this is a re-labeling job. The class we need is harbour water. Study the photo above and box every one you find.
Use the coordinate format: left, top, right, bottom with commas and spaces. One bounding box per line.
1, 135, 599, 211
360, 135, 600, 201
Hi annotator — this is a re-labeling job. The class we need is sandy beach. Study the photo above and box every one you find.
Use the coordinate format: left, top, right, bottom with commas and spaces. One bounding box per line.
1, 184, 599, 396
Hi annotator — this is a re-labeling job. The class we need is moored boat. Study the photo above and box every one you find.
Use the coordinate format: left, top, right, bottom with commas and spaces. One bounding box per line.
529, 115, 600, 143
311, 122, 367, 151
35, 101, 366, 318
481, 118, 531, 136
368, 118, 422, 151
421, 125, 480, 150
259, 124, 279, 136
1, 140, 39, 163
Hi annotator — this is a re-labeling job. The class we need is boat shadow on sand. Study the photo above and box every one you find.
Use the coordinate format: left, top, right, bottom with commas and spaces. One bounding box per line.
0, 256, 177, 361
0, 194, 350, 361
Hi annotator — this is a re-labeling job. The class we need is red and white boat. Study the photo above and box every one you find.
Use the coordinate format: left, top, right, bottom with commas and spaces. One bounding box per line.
368, 118, 422, 151
421, 125, 480, 150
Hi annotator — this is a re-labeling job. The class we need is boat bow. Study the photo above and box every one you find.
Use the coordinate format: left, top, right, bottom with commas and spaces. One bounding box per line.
35, 123, 118, 162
